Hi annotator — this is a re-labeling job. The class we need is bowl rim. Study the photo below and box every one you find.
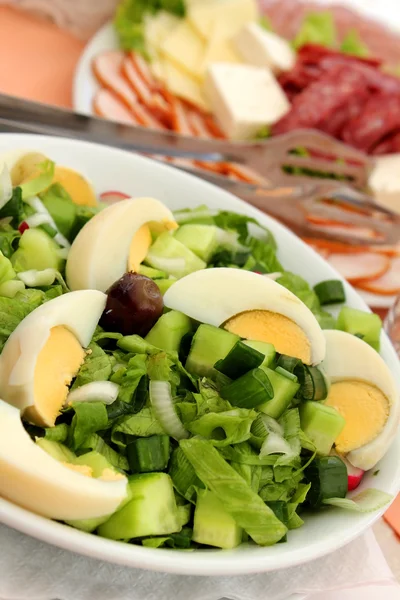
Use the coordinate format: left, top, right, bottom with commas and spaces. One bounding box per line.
0, 133, 399, 576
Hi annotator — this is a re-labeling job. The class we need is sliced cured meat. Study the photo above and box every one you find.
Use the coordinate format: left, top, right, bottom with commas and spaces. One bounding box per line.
92, 51, 138, 111
131, 102, 167, 130
327, 252, 390, 283
93, 89, 138, 125
272, 64, 369, 136
372, 131, 400, 155
187, 111, 212, 139
343, 93, 400, 153
356, 257, 400, 295
129, 51, 159, 90
170, 97, 193, 136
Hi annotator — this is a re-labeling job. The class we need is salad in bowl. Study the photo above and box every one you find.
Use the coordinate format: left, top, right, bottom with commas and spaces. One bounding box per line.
0, 136, 399, 574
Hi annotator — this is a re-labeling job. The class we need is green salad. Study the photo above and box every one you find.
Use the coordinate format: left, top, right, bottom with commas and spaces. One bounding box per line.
0, 153, 394, 551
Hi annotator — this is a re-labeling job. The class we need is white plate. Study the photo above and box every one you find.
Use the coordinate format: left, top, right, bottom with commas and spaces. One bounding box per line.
0, 134, 400, 576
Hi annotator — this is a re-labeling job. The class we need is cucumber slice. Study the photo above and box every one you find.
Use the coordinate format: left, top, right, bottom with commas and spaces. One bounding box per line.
126, 435, 170, 473
174, 224, 218, 262
305, 456, 347, 507
299, 401, 345, 456
243, 340, 276, 367
337, 307, 382, 351
155, 278, 176, 295
11, 228, 64, 273
186, 324, 239, 378
138, 264, 167, 279
145, 232, 206, 278
98, 473, 181, 540
192, 489, 242, 549
258, 367, 300, 419
145, 310, 192, 352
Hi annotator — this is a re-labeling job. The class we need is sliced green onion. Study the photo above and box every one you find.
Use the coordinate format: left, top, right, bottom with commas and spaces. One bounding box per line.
275, 366, 298, 382
276, 355, 301, 374
298, 365, 329, 401
214, 341, 264, 379
149, 380, 189, 441
313, 280, 345, 305
220, 368, 273, 409
66, 381, 119, 406
322, 488, 392, 512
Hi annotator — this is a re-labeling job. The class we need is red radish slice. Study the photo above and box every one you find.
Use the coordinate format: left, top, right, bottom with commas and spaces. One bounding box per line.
100, 191, 130, 205
18, 221, 29, 234
347, 464, 365, 491
357, 257, 400, 295
93, 89, 138, 124
328, 252, 390, 283
92, 51, 138, 111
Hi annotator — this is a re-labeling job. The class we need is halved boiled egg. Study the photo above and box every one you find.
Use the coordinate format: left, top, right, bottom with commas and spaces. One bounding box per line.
0, 290, 106, 427
164, 268, 325, 365
66, 197, 178, 292
322, 330, 400, 470
0, 149, 97, 206
0, 400, 128, 520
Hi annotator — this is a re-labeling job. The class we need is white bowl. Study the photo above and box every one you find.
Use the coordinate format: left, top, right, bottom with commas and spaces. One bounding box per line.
0, 134, 399, 576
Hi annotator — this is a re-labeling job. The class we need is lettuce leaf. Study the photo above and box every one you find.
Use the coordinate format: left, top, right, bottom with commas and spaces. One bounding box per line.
0, 288, 44, 350
323, 489, 392, 512
19, 160, 55, 201
39, 183, 77, 240
117, 354, 148, 403
293, 12, 337, 49
142, 527, 193, 549
340, 30, 369, 57
195, 379, 231, 416
79, 432, 129, 471
0, 223, 20, 259
180, 437, 287, 545
72, 342, 113, 389
43, 423, 69, 443
169, 446, 204, 503
188, 409, 256, 447
0, 187, 24, 227
277, 272, 336, 328
68, 401, 109, 451
111, 406, 165, 447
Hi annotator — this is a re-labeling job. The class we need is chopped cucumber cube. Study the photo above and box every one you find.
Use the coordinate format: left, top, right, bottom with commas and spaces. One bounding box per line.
155, 278, 176, 295
145, 232, 206, 278
299, 401, 345, 456
98, 473, 181, 540
243, 340, 276, 367
186, 324, 239, 378
305, 456, 347, 507
337, 307, 382, 351
192, 489, 242, 549
145, 310, 192, 352
138, 264, 167, 279
174, 224, 218, 262
126, 435, 170, 473
74, 451, 116, 478
258, 367, 300, 419
11, 228, 64, 272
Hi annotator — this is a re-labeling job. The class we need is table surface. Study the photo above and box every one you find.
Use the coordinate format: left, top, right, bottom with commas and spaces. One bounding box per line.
0, 3, 399, 582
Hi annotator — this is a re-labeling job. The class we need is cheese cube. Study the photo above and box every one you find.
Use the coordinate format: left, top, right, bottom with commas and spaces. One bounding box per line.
369, 154, 400, 214
189, 0, 258, 40
161, 21, 205, 79
204, 63, 290, 139
233, 23, 296, 73
204, 63, 290, 140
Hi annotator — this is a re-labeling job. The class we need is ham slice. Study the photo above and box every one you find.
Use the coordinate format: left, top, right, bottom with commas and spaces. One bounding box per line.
92, 51, 138, 110
356, 257, 400, 295
327, 252, 390, 283
93, 89, 138, 124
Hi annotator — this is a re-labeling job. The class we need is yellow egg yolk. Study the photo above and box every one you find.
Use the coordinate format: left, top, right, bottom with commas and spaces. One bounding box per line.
25, 325, 86, 427
99, 468, 125, 482
325, 380, 389, 454
62, 463, 94, 477
224, 310, 311, 364
127, 220, 178, 272
52, 167, 98, 207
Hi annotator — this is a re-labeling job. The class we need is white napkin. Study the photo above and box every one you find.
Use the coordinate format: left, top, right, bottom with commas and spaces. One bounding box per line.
0, 524, 398, 600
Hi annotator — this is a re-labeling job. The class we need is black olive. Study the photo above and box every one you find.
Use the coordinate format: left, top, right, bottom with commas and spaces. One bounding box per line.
100, 272, 163, 336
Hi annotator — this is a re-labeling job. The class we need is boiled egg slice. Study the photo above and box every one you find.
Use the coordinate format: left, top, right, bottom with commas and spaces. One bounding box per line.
164, 268, 325, 365
0, 290, 107, 427
66, 197, 177, 292
322, 329, 400, 470
0, 400, 127, 520
0, 149, 97, 206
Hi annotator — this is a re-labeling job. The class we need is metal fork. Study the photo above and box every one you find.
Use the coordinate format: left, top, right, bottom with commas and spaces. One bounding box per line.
0, 94, 397, 246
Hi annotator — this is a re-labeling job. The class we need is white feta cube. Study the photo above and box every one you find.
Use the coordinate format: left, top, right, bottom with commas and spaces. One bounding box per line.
369, 154, 400, 213
204, 62, 290, 140
233, 22, 296, 73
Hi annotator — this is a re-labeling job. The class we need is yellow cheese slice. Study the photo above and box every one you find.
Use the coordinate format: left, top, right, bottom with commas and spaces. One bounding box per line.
189, 0, 258, 40
144, 11, 180, 52
161, 21, 206, 79
200, 20, 242, 76
162, 58, 210, 111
